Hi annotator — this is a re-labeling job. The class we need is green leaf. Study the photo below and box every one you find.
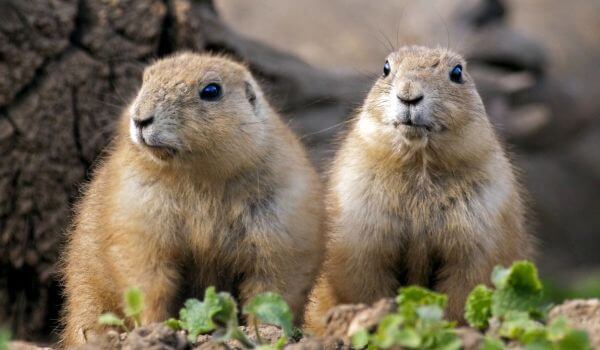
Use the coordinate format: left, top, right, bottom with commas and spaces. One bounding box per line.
491, 261, 544, 318
523, 342, 554, 350
547, 317, 569, 341
243, 292, 294, 338
351, 329, 370, 349
498, 311, 544, 340
431, 331, 461, 350
0, 328, 10, 350
416, 305, 444, 323
124, 287, 145, 324
396, 286, 447, 323
492, 261, 542, 293
164, 318, 181, 330
98, 312, 125, 327
481, 336, 504, 350
465, 285, 493, 329
372, 314, 405, 348
179, 287, 239, 342
395, 328, 421, 348
556, 330, 591, 350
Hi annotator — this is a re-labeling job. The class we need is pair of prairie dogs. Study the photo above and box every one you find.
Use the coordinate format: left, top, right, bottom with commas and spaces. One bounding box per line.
62, 46, 533, 346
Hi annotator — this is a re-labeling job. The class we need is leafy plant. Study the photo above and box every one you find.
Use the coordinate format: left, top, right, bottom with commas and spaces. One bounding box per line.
98, 287, 145, 331
465, 285, 493, 330
351, 286, 461, 350
166, 287, 294, 349
0, 328, 10, 350
124, 287, 145, 327
352, 261, 591, 350
464, 260, 591, 350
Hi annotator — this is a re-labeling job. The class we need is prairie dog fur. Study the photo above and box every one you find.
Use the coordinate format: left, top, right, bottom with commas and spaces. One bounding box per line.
61, 53, 324, 346
306, 46, 533, 331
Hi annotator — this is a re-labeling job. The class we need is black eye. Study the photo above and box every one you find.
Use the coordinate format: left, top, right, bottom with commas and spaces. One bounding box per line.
200, 83, 222, 101
449, 65, 463, 83
383, 60, 391, 77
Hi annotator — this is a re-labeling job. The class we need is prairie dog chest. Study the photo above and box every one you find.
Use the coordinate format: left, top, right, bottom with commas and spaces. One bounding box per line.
334, 165, 490, 243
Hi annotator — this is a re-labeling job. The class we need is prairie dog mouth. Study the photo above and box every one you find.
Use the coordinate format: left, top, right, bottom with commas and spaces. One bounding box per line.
142, 142, 177, 160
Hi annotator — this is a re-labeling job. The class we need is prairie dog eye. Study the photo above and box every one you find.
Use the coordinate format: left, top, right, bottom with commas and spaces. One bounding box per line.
449, 65, 463, 84
383, 60, 391, 77
200, 83, 223, 101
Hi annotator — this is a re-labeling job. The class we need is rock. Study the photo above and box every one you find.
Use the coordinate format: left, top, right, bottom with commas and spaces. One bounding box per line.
346, 299, 396, 338
455, 327, 484, 350
549, 299, 600, 350
321, 304, 368, 340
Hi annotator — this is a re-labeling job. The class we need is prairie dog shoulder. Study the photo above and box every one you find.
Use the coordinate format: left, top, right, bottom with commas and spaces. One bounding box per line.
62, 52, 324, 346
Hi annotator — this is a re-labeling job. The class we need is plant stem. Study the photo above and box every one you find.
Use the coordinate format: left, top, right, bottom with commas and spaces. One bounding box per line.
253, 318, 264, 344
232, 328, 256, 349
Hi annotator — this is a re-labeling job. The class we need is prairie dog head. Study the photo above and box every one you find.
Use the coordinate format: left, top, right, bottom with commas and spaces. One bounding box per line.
358, 46, 489, 153
128, 52, 269, 169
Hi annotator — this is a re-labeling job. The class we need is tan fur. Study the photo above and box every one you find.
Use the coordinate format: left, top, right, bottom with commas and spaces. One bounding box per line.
305, 46, 534, 333
61, 52, 324, 347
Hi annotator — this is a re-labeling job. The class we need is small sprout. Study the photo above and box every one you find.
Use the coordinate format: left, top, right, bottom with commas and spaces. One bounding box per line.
124, 287, 145, 327
243, 292, 294, 339
176, 287, 255, 348
164, 318, 181, 330
351, 329, 370, 349
179, 287, 235, 341
98, 312, 126, 329
0, 328, 10, 350
465, 285, 493, 329
481, 336, 504, 350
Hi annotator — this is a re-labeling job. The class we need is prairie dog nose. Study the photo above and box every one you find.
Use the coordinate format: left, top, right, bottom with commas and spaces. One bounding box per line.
397, 80, 424, 105
133, 115, 154, 129
398, 94, 424, 105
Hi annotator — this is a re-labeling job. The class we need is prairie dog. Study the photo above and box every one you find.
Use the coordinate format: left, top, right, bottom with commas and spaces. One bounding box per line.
306, 46, 533, 331
61, 53, 324, 346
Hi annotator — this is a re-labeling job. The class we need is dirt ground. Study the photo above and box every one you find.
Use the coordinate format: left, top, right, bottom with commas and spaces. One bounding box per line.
8, 298, 600, 350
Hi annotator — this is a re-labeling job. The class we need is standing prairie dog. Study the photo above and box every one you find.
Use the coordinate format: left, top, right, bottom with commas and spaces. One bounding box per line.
61, 52, 324, 346
306, 46, 534, 331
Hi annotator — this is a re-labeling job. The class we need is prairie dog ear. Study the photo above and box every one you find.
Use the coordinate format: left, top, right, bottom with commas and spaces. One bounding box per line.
244, 81, 257, 109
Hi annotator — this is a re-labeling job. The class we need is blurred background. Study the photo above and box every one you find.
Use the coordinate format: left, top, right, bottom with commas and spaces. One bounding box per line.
0, 0, 598, 343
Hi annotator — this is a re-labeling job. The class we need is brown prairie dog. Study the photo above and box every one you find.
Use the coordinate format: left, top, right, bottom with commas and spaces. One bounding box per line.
61, 52, 324, 346
306, 46, 534, 331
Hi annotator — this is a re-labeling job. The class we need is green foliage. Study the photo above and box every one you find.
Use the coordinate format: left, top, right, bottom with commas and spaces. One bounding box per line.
491, 261, 544, 318
0, 328, 10, 350
98, 312, 126, 328
177, 286, 241, 342
351, 286, 461, 350
464, 285, 493, 329
98, 286, 145, 331
354, 261, 591, 350
481, 336, 504, 350
462, 261, 591, 350
243, 292, 294, 338
165, 318, 181, 330
124, 287, 145, 327
167, 287, 296, 349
